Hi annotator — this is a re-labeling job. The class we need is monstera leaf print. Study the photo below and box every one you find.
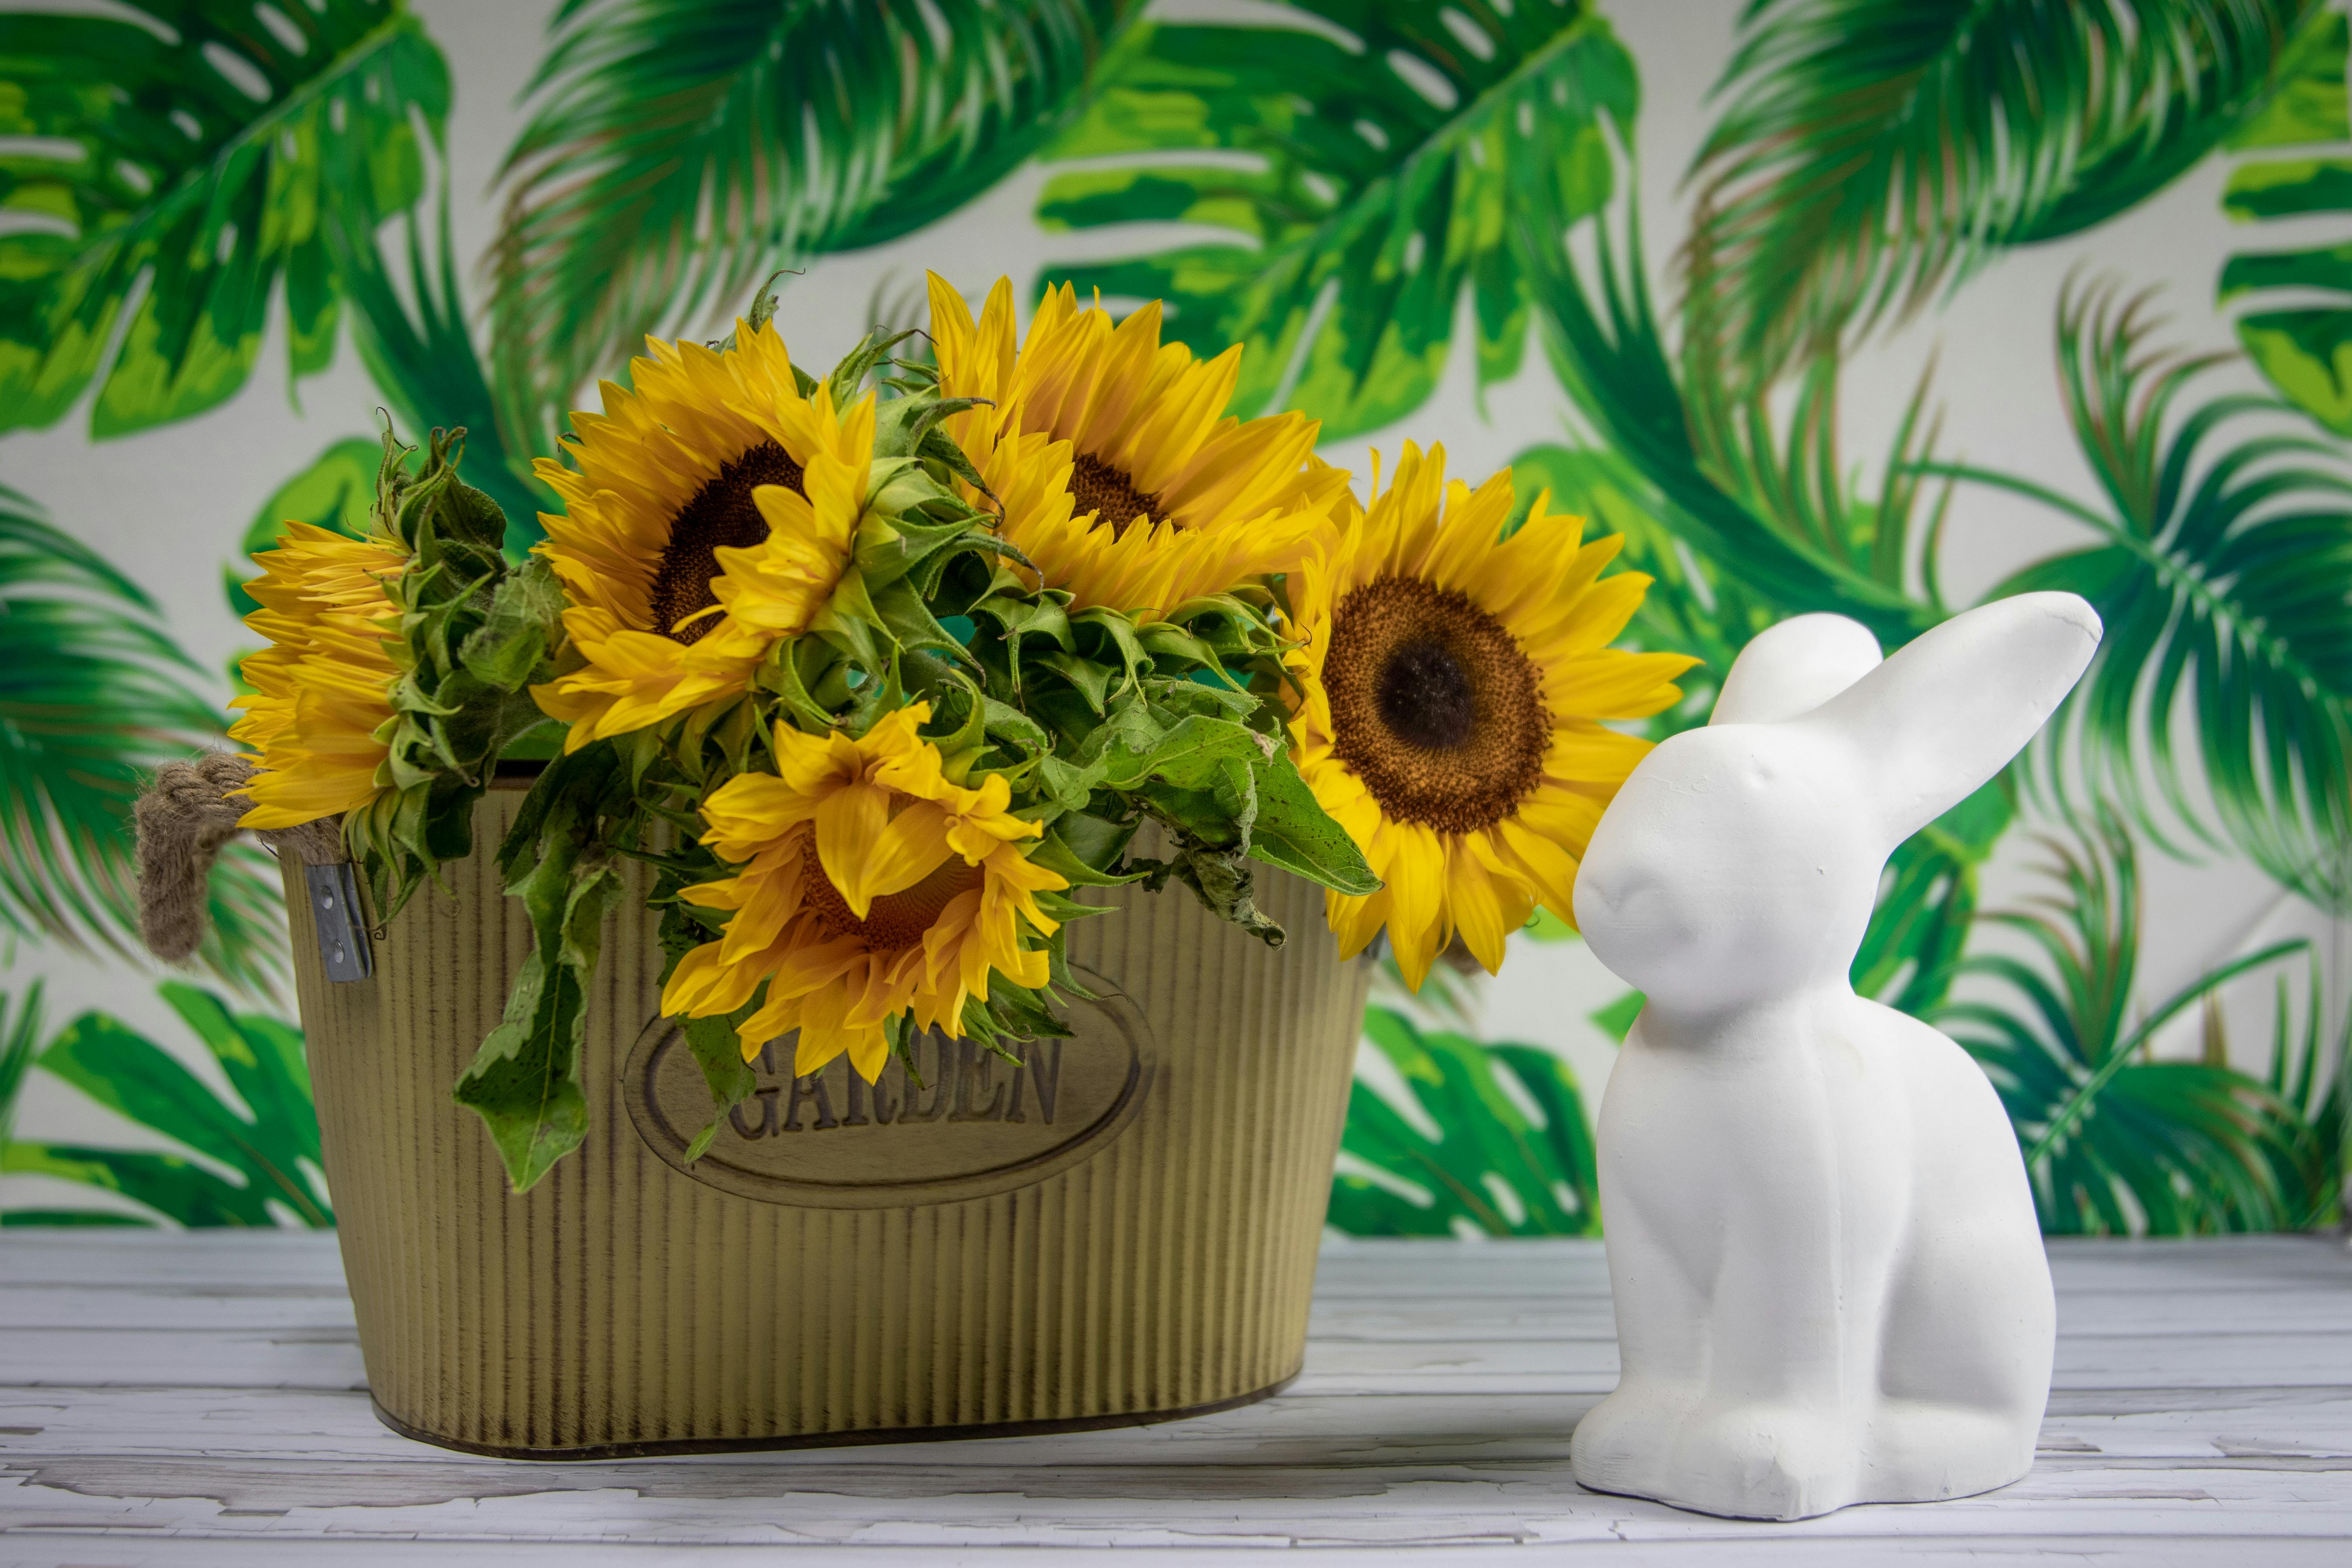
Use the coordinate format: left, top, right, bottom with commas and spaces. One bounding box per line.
1515, 202, 1949, 651
1035, 0, 1636, 440
225, 439, 381, 627
0, 982, 141, 1226
0, 0, 450, 438
1332, 1006, 1599, 1238
2218, 10, 2352, 436
1689, 0, 2319, 388
490, 0, 1141, 436
2, 982, 329, 1228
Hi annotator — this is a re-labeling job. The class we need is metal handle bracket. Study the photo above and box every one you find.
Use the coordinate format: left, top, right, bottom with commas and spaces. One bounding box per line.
304, 862, 375, 983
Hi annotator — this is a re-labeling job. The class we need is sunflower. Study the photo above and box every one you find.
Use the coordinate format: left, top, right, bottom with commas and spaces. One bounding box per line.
229, 522, 409, 829
531, 320, 873, 750
925, 273, 1345, 615
660, 704, 1068, 1081
1285, 444, 1698, 991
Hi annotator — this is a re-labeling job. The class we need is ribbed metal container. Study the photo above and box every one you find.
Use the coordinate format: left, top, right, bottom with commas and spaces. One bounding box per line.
284, 782, 1370, 1457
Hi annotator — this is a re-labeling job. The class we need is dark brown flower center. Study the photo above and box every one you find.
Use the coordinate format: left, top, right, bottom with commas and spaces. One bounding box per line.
1069, 452, 1165, 539
649, 440, 806, 643
1324, 576, 1549, 835
799, 825, 984, 952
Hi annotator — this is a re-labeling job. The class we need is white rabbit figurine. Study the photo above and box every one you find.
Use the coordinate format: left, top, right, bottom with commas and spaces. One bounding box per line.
1567, 591, 2102, 1521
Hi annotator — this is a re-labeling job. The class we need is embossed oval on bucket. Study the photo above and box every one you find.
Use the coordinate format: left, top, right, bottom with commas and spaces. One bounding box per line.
622, 968, 1153, 1208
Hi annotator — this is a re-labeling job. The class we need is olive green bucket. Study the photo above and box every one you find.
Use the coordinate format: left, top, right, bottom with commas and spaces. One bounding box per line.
284, 782, 1372, 1457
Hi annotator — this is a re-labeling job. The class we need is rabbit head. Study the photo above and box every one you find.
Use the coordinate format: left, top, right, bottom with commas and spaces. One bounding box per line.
1573, 593, 2102, 1013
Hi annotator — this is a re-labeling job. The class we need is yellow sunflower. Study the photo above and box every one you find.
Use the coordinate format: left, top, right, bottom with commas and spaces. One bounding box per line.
925, 272, 1345, 615
531, 320, 874, 750
229, 522, 409, 829
1285, 444, 1698, 990
660, 704, 1068, 1081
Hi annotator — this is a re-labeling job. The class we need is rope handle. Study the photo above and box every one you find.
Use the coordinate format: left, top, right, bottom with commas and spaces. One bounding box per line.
133, 752, 345, 963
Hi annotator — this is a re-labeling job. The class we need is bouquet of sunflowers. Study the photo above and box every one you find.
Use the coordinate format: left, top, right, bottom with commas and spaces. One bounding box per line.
224, 276, 1694, 1192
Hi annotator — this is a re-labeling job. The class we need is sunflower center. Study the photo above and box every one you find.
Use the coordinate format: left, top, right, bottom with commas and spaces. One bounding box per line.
1324, 576, 1549, 835
799, 830, 984, 953
1376, 640, 1477, 750
1069, 452, 1166, 539
650, 440, 806, 644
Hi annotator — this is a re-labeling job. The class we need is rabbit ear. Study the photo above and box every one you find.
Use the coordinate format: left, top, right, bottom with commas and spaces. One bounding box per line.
1805, 592, 2102, 844
1710, 614, 1883, 726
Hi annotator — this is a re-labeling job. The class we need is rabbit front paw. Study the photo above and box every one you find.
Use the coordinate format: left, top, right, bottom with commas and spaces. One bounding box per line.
1667, 1402, 1858, 1521
1569, 1387, 1685, 1501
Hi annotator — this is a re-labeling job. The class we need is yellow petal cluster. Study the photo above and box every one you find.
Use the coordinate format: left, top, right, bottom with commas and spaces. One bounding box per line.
661, 704, 1068, 1081
532, 320, 872, 750
927, 274, 1345, 616
1285, 444, 1699, 989
229, 522, 408, 829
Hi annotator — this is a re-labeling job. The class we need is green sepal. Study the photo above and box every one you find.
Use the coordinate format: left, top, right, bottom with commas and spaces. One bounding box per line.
871, 575, 979, 665
841, 650, 909, 737
1032, 818, 1144, 888
346, 426, 566, 919
824, 329, 921, 417
1071, 606, 1151, 694
1035, 754, 1108, 815
459, 557, 564, 692
754, 637, 840, 734
1035, 649, 1113, 714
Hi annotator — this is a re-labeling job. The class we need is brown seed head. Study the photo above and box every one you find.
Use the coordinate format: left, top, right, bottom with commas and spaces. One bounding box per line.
1323, 575, 1548, 835
650, 440, 806, 643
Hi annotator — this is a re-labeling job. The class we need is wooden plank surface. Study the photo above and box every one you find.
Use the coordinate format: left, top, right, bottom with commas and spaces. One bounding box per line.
2, 1232, 2348, 1565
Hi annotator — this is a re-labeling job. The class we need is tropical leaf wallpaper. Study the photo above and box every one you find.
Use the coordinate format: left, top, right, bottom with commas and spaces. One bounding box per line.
1, 0, 2345, 1237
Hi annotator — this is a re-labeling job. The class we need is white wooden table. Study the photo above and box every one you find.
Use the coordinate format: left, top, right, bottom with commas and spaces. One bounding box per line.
2, 1232, 2348, 1565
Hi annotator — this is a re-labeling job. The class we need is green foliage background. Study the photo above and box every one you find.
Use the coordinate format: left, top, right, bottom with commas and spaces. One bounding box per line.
0, 0, 2344, 1236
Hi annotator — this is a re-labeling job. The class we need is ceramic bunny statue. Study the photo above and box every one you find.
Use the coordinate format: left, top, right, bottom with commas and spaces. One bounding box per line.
1567, 592, 2102, 1522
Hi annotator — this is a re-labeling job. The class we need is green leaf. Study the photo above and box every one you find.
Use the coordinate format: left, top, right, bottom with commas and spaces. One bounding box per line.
1034, 650, 1113, 716
1037, 3, 1634, 438
1329, 1006, 1598, 1237
1688, 0, 2319, 387
1154, 836, 1286, 948
1091, 712, 1272, 794
490, 0, 1141, 435
459, 558, 565, 693
458, 741, 640, 1191
453, 852, 626, 1193
1245, 750, 1379, 897
677, 1014, 757, 1160
0, 1, 451, 437
0, 484, 283, 992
